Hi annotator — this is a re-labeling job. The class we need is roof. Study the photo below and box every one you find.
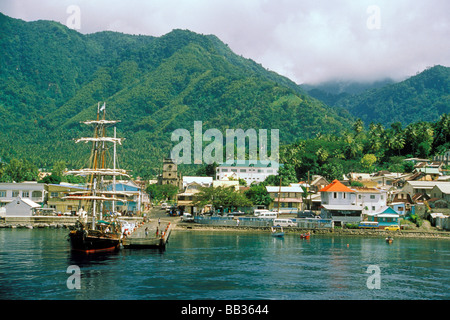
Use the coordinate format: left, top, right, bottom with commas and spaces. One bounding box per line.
7, 197, 40, 208
366, 206, 399, 216
218, 160, 281, 168
183, 176, 213, 185
266, 186, 305, 193
321, 204, 362, 211
353, 187, 386, 194
432, 183, 450, 194
416, 168, 441, 174
319, 180, 354, 193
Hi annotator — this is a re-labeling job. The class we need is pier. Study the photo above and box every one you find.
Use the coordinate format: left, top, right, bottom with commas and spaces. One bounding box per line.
122, 219, 173, 249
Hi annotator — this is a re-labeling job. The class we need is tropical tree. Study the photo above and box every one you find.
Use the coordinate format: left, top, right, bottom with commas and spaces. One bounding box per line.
244, 184, 272, 207
361, 154, 377, 171
194, 186, 252, 213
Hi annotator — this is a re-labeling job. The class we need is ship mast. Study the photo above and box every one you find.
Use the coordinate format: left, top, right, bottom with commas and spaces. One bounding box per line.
63, 102, 129, 229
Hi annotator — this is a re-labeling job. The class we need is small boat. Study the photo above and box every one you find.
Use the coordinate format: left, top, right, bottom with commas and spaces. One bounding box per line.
300, 232, 310, 239
386, 236, 394, 244
271, 226, 284, 237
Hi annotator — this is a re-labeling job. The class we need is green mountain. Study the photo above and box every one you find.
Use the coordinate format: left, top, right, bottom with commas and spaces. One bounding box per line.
0, 13, 353, 178
303, 66, 450, 126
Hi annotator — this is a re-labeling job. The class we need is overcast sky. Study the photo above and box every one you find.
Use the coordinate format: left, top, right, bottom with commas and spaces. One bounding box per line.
1, 0, 449, 84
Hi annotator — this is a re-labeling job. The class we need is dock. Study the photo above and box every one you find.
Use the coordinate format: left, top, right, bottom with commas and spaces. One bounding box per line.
122, 220, 173, 249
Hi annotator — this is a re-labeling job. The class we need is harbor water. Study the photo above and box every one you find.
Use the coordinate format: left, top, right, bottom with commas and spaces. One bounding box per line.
0, 228, 448, 300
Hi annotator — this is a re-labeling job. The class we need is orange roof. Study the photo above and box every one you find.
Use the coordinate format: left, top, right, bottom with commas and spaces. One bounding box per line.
319, 180, 354, 193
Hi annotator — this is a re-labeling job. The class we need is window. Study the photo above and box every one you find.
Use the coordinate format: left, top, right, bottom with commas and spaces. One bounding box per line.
240, 169, 246, 172
221, 169, 228, 172
0, 191, 6, 197
12, 191, 19, 197
370, 195, 376, 199
343, 193, 346, 199
32, 191, 42, 198
372, 206, 375, 211
333, 192, 337, 199
22, 191, 29, 198
231, 169, 237, 172
51, 192, 58, 198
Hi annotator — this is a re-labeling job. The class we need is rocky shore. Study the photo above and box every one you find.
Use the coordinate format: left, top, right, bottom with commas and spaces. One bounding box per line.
0, 222, 73, 229
175, 222, 450, 239
1, 218, 449, 240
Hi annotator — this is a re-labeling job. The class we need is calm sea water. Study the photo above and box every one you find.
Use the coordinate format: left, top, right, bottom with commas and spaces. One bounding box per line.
0, 228, 448, 300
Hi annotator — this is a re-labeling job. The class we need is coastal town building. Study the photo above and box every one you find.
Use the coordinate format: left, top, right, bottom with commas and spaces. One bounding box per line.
265, 183, 306, 213
319, 180, 387, 225
0, 182, 45, 207
45, 183, 87, 214
105, 180, 148, 214
365, 206, 400, 228
216, 160, 280, 185
4, 196, 40, 217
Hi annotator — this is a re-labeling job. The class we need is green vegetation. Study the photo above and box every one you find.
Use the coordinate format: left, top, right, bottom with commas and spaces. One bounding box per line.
306, 65, 450, 127
280, 114, 450, 182
193, 186, 252, 212
0, 13, 448, 183
0, 13, 352, 178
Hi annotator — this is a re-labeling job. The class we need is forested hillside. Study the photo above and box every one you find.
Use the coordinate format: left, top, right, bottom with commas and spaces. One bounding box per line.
0, 13, 353, 178
303, 65, 450, 126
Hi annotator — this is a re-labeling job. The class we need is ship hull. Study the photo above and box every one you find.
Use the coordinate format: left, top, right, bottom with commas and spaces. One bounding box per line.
69, 230, 120, 253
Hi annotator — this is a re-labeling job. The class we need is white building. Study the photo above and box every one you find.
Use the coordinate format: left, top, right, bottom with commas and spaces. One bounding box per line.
0, 182, 45, 207
4, 196, 40, 217
216, 160, 280, 185
319, 179, 387, 224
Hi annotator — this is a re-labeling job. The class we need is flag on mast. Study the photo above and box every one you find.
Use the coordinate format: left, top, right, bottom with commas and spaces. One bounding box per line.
100, 102, 106, 112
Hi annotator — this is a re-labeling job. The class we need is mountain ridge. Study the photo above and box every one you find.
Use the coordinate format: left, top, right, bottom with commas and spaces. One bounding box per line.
0, 13, 352, 177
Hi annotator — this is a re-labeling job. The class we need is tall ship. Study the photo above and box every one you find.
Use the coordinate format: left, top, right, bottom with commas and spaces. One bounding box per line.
65, 103, 130, 253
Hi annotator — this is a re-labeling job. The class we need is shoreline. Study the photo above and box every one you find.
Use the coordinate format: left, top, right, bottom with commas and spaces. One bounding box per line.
174, 223, 450, 239
1, 220, 449, 240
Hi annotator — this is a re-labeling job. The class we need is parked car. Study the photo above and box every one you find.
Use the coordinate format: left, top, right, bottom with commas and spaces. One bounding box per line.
181, 213, 194, 222
273, 218, 296, 227
385, 225, 400, 231
254, 209, 270, 217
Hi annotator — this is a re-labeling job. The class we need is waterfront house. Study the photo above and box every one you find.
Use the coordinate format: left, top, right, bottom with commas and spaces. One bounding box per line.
216, 160, 280, 185
45, 183, 87, 214
266, 183, 305, 214
364, 206, 400, 229
4, 196, 40, 217
105, 180, 147, 214
319, 180, 387, 225
177, 182, 205, 215
0, 182, 45, 207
